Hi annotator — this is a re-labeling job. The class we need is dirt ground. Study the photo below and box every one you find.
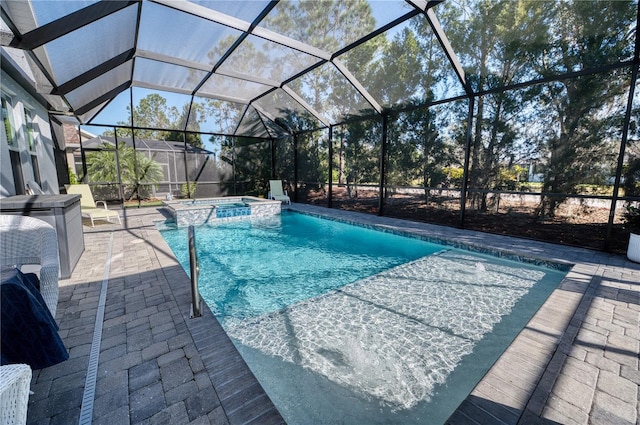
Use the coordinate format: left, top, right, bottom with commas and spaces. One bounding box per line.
304, 187, 630, 255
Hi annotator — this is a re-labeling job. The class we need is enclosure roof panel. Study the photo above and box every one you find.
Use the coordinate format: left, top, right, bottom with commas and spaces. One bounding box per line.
133, 58, 209, 93
216, 33, 324, 84
338, 14, 467, 107
258, 0, 415, 52
253, 88, 323, 133
188, 0, 273, 23
66, 61, 133, 112
137, 1, 243, 69
197, 73, 274, 104
32, 4, 137, 86
6, 0, 98, 34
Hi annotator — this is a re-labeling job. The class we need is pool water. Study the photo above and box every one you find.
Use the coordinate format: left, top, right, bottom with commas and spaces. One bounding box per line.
215, 202, 248, 208
162, 212, 444, 319
160, 211, 567, 424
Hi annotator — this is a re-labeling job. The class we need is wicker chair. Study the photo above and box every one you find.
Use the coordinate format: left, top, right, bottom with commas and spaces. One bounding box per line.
0, 364, 31, 425
0, 215, 59, 318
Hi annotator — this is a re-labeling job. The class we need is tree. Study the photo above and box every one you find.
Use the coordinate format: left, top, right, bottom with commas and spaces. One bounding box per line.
166, 103, 206, 148
104, 93, 171, 140
374, 30, 424, 192
230, 137, 271, 196
441, 0, 550, 211
377, 23, 453, 202
104, 94, 206, 148
297, 129, 329, 197
533, 0, 635, 216
343, 118, 381, 198
86, 143, 164, 200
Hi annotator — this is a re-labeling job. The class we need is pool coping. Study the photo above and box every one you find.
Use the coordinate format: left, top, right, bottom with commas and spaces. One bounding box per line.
291, 207, 573, 272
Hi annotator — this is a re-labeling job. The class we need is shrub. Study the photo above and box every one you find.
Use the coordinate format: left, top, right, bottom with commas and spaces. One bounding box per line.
624, 204, 640, 234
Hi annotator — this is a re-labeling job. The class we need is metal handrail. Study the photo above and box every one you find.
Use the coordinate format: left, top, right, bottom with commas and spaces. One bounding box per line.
188, 225, 202, 318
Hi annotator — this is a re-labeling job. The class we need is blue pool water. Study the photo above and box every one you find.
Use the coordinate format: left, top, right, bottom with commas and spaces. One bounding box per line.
160, 211, 567, 424
161, 212, 443, 319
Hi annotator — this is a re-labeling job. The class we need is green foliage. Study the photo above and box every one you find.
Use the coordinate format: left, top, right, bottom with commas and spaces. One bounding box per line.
498, 165, 527, 190
341, 118, 381, 190
297, 130, 328, 192
266, 0, 376, 117
440, 0, 550, 210
229, 137, 272, 196
103, 94, 207, 148
534, 1, 635, 215
623, 157, 640, 198
86, 143, 164, 200
624, 204, 640, 234
442, 167, 464, 188
68, 167, 78, 185
181, 182, 197, 198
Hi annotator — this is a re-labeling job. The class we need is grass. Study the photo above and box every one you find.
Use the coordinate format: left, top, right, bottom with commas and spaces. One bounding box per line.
123, 199, 165, 208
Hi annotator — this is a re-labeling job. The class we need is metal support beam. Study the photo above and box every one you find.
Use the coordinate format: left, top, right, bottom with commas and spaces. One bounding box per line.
328, 125, 334, 208
74, 81, 131, 116
251, 104, 294, 136
425, 8, 471, 96
182, 132, 192, 198
332, 59, 383, 115
54, 49, 135, 95
459, 97, 475, 227
136, 49, 212, 72
293, 134, 299, 203
378, 114, 388, 215
10, 1, 138, 49
113, 131, 125, 203
606, 66, 638, 250
281, 86, 331, 127
270, 138, 276, 179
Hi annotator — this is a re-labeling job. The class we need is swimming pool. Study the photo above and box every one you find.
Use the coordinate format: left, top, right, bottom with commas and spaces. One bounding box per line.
160, 211, 567, 424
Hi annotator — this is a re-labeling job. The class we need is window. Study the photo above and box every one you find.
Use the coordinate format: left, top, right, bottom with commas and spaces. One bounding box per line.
2, 95, 25, 194
24, 107, 37, 151
1, 95, 17, 146
31, 154, 41, 186
24, 107, 42, 186
10, 150, 25, 194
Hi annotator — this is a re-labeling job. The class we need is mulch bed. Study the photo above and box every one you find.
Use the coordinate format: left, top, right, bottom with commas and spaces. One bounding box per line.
303, 187, 629, 255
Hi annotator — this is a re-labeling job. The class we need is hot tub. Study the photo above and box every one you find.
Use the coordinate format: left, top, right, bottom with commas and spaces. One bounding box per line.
163, 196, 282, 226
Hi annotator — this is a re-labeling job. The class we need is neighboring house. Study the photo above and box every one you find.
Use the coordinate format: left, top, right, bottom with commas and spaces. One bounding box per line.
1, 47, 61, 197
60, 124, 95, 180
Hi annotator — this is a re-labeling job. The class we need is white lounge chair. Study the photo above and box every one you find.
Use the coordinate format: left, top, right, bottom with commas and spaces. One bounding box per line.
269, 180, 291, 204
66, 184, 121, 227
0, 215, 59, 318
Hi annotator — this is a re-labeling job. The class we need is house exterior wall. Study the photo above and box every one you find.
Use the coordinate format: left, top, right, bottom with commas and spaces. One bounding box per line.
1, 69, 58, 197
